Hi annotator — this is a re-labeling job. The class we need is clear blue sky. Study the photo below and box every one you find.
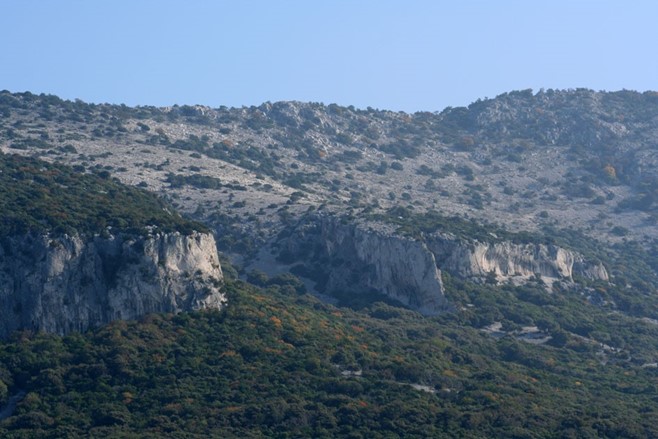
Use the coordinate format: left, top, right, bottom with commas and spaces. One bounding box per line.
2, 0, 657, 112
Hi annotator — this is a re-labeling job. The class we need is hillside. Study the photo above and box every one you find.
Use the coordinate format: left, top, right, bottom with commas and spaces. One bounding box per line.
1, 279, 658, 438
2, 90, 658, 436
3, 90, 657, 314
2, 89, 657, 248
0, 152, 206, 236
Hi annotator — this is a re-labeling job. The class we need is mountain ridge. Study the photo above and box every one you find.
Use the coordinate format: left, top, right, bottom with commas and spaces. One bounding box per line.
3, 88, 658, 319
3, 88, 656, 246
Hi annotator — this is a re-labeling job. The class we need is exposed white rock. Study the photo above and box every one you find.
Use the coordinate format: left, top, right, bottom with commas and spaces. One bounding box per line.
319, 218, 449, 315
428, 236, 608, 285
0, 231, 225, 338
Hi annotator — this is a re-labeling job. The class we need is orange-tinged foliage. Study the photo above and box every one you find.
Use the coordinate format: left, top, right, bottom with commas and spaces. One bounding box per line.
270, 316, 283, 328
122, 391, 134, 404
279, 341, 295, 350
164, 403, 183, 414
603, 164, 617, 179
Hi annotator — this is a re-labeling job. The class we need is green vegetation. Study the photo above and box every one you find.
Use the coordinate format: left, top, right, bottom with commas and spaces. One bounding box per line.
0, 153, 206, 236
1, 280, 657, 438
3, 89, 658, 437
371, 207, 658, 320
372, 206, 543, 243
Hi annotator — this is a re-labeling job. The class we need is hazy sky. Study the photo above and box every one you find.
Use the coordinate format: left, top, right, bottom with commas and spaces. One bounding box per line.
2, 1, 657, 112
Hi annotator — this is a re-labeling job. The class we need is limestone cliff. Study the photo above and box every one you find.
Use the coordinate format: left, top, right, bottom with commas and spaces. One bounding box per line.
275, 214, 608, 314
427, 235, 609, 284
278, 215, 450, 315
0, 231, 225, 338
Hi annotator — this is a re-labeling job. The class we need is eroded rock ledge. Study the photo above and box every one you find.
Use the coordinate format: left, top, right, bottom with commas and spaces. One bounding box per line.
427, 235, 609, 285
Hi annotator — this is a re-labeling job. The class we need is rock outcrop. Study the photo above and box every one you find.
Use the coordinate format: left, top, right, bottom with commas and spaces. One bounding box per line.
275, 215, 608, 314
427, 236, 609, 284
0, 231, 225, 338
278, 215, 450, 315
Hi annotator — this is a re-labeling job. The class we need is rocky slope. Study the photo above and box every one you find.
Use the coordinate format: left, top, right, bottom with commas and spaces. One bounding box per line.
2, 89, 658, 249
0, 90, 656, 319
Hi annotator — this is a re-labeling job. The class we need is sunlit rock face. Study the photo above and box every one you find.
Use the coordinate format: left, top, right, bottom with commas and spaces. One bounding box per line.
427, 236, 609, 284
0, 231, 225, 338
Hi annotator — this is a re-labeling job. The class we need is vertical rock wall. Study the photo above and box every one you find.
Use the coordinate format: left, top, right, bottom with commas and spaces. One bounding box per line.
0, 231, 225, 338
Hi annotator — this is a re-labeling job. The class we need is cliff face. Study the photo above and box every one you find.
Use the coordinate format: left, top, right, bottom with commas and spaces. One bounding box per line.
427, 236, 609, 284
0, 231, 225, 338
279, 216, 450, 315
276, 215, 608, 314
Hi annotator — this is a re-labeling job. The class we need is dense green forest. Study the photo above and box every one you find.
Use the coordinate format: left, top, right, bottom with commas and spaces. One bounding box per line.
0, 276, 657, 438
0, 153, 206, 236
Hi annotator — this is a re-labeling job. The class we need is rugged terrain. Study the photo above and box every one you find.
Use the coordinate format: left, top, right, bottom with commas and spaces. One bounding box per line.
2, 90, 658, 437
3, 89, 658, 310
0, 153, 225, 338
2, 88, 657, 247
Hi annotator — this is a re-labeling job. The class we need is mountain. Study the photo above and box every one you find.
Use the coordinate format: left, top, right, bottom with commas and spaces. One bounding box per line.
1, 89, 658, 437
2, 88, 657, 315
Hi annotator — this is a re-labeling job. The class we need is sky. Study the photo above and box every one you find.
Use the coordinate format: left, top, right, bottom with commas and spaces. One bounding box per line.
2, 0, 658, 113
